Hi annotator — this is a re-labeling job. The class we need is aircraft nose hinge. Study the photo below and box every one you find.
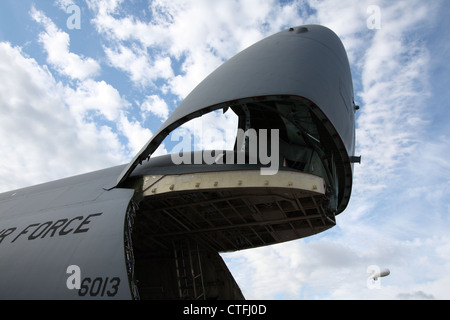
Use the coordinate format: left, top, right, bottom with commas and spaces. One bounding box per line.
350, 156, 361, 164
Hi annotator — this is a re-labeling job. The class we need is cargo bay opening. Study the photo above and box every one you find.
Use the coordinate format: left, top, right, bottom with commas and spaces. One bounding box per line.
122, 96, 352, 299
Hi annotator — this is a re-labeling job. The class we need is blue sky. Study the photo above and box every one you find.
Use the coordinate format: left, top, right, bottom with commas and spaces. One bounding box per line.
0, 0, 449, 299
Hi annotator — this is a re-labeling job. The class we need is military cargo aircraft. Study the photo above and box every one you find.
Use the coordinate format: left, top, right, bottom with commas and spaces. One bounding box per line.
0, 25, 358, 299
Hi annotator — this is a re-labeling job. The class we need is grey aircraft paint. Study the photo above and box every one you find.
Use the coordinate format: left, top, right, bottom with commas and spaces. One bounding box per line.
117, 25, 356, 204
0, 165, 134, 299
0, 25, 357, 299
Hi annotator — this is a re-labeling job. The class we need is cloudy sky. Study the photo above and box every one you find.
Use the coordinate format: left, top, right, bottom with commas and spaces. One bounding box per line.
1, 0, 449, 300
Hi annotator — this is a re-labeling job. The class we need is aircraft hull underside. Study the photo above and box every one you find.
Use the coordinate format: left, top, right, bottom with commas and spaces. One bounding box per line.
130, 169, 333, 253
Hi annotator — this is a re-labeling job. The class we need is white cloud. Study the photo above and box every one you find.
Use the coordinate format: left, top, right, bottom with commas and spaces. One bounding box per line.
87, 0, 310, 98
104, 44, 173, 88
84, 5, 447, 302
222, 0, 448, 300
308, 1, 369, 59
0, 42, 126, 191
28, 5, 154, 165
2, 0, 448, 300
354, 1, 433, 196
117, 113, 153, 155
86, 0, 124, 16
224, 232, 450, 300
30, 6, 101, 80
65, 79, 129, 122
169, 109, 238, 153
1, 5, 171, 195
55, 0, 76, 10
224, 240, 362, 299
141, 94, 169, 121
